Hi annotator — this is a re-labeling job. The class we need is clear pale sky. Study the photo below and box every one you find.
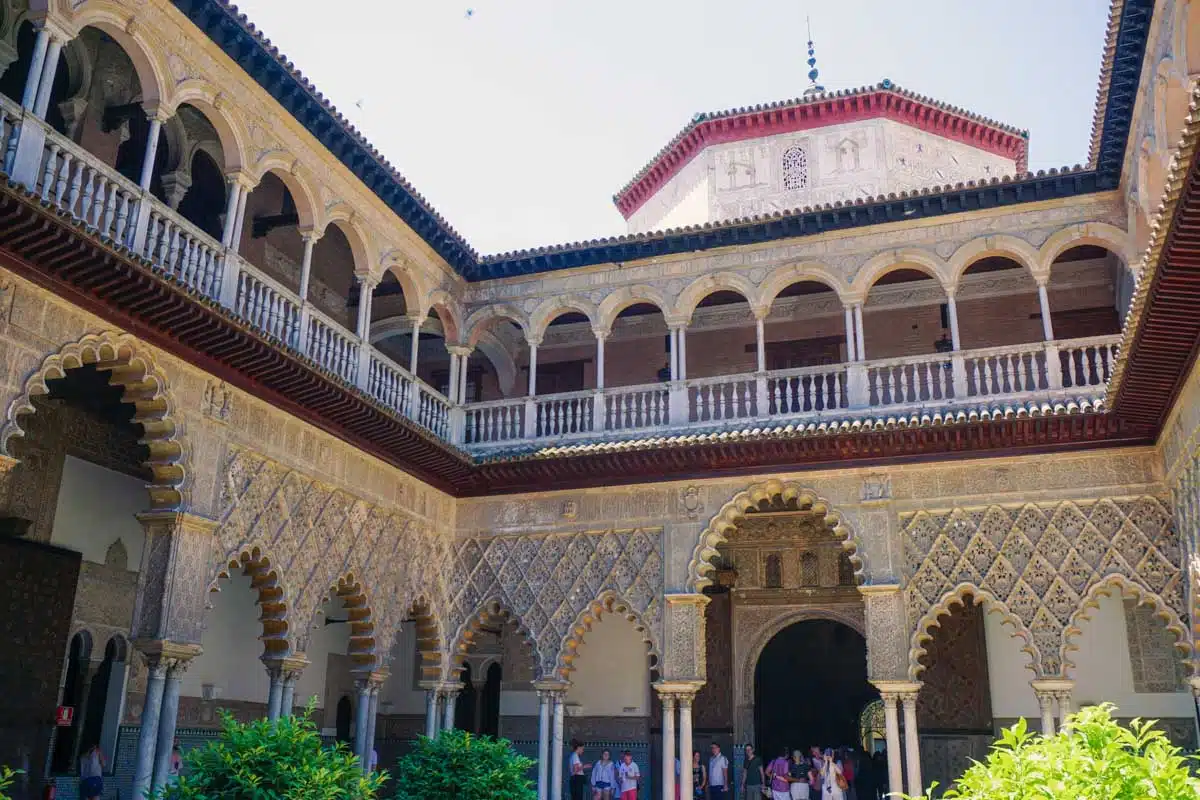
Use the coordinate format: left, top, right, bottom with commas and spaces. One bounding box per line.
231, 0, 1111, 255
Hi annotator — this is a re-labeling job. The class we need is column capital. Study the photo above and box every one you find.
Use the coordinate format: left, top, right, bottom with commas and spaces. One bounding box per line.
591, 327, 610, 341
225, 169, 258, 192
135, 639, 202, 672
446, 344, 474, 358
33, 18, 74, 43
355, 272, 380, 290
871, 679, 921, 701
751, 304, 770, 321
144, 106, 173, 125
299, 227, 323, 245
1029, 678, 1074, 694
526, 336, 543, 348
263, 654, 310, 679
533, 680, 570, 698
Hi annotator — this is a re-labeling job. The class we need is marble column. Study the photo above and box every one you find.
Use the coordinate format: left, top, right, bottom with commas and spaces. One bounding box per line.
279, 658, 308, 718
678, 692, 695, 800
843, 305, 857, 361
755, 317, 766, 372
661, 693, 676, 800
265, 662, 284, 722
408, 316, 422, 376
550, 691, 566, 800
20, 26, 49, 110
31, 34, 63, 118
138, 114, 166, 191
668, 328, 679, 381
1037, 283, 1055, 341
364, 686, 380, 774
1055, 686, 1074, 721
1035, 689, 1056, 736
527, 342, 539, 397
595, 331, 607, 390
536, 690, 552, 800
678, 326, 688, 380
151, 658, 190, 795
947, 294, 962, 350
353, 678, 372, 762
880, 691, 903, 798
220, 178, 243, 248
131, 660, 167, 800
854, 304, 866, 361
443, 686, 459, 731
901, 689, 922, 798
424, 687, 439, 738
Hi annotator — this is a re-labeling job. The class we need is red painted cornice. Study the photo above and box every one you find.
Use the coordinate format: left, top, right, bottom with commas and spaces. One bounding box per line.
614, 86, 1030, 219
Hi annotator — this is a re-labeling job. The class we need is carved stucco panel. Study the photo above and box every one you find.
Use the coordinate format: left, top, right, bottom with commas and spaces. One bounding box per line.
863, 587, 909, 681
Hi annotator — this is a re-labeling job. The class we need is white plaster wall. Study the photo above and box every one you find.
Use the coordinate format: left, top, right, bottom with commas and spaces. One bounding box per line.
380, 624, 431, 715
50, 455, 146, 568
625, 117, 1016, 233
291, 604, 351, 711
501, 690, 540, 716
1068, 592, 1192, 719
183, 572, 270, 703
565, 616, 651, 716
984, 610, 1040, 719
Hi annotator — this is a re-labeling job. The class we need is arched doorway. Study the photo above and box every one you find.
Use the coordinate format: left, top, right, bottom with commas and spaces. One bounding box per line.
753, 620, 876, 757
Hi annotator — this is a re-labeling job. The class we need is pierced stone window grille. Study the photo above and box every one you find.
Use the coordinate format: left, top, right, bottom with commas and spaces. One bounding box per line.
765, 553, 783, 588
782, 146, 809, 190
800, 551, 819, 586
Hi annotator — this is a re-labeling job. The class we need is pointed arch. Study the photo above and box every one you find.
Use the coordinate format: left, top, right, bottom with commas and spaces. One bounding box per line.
529, 296, 600, 341
689, 479, 862, 592
206, 542, 291, 658
947, 235, 1041, 286
597, 285, 671, 334
553, 590, 659, 681
1060, 573, 1191, 674
464, 304, 530, 346
1, 331, 188, 510
757, 262, 850, 310
850, 248, 950, 298
674, 271, 761, 322
908, 584, 1038, 680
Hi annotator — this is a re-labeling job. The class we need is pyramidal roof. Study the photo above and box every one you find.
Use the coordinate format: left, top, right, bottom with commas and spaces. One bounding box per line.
613, 80, 1030, 220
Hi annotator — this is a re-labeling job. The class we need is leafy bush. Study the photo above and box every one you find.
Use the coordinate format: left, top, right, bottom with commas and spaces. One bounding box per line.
0, 766, 21, 800
392, 729, 535, 800
908, 703, 1200, 799
157, 707, 383, 800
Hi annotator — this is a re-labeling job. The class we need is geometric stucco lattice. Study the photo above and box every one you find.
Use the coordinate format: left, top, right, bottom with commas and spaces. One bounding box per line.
447, 529, 663, 679
215, 446, 452, 667
903, 497, 1186, 678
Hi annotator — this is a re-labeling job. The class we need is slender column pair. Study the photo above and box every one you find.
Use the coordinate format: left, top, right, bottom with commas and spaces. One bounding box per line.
655, 684, 698, 800
23, 24, 67, 116
264, 656, 309, 721
534, 683, 568, 800
132, 643, 201, 800
1031, 679, 1075, 736
446, 345, 474, 404
667, 326, 689, 381
874, 682, 922, 798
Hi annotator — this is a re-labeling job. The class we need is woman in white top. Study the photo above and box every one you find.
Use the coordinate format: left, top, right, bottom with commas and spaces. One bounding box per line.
820, 749, 845, 800
590, 749, 617, 800
569, 740, 591, 800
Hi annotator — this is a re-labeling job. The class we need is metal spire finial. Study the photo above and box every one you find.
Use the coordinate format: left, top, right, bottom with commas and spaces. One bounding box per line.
804, 16, 825, 97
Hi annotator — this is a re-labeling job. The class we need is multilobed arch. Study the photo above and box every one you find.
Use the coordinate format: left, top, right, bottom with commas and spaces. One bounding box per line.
1061, 573, 1190, 674
449, 597, 538, 680
553, 591, 659, 681
1, 331, 188, 510
909, 584, 1037, 681
689, 479, 861, 592
207, 543, 291, 659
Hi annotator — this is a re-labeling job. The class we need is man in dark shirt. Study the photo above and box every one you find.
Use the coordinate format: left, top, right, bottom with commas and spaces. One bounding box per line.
741, 744, 764, 799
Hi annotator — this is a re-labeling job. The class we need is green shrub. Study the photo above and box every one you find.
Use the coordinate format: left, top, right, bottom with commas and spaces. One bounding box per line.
391, 729, 535, 800
157, 707, 383, 800
907, 703, 1200, 799
0, 766, 21, 800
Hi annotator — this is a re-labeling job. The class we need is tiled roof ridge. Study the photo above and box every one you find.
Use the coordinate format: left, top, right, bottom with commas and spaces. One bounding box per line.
1106, 83, 1200, 405
482, 164, 1087, 264
214, 1, 480, 260
1086, 0, 1126, 169
611, 80, 1031, 206
476, 399, 1106, 464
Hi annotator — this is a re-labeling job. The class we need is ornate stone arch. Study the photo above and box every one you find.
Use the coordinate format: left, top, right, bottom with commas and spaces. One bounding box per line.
756, 262, 851, 311
311, 573, 379, 672
320, 215, 375, 278
406, 596, 446, 682
674, 272, 762, 322
689, 479, 862, 592
464, 304, 530, 347
529, 296, 600, 341
1037, 222, 1131, 277
206, 542, 291, 658
737, 607, 865, 708
849, 248, 950, 299
552, 590, 660, 682
1, 331, 189, 510
946, 234, 1041, 287
248, 160, 319, 230
1060, 573, 1191, 674
448, 597, 537, 680
425, 289, 464, 343
597, 285, 671, 334
908, 584, 1038, 681
64, 5, 168, 111
161, 84, 249, 172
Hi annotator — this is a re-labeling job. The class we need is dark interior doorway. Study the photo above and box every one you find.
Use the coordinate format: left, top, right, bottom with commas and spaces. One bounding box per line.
481, 662, 502, 737
754, 619, 876, 758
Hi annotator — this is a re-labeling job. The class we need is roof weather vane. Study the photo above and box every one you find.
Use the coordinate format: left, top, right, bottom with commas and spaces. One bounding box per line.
804, 17, 825, 97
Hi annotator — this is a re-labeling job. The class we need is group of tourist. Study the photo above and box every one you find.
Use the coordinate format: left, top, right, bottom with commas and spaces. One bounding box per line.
569, 741, 643, 800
